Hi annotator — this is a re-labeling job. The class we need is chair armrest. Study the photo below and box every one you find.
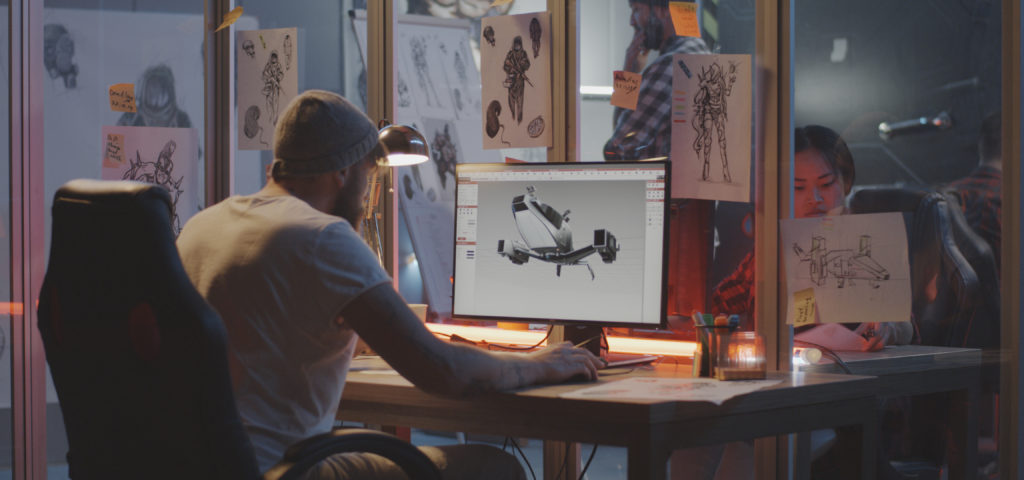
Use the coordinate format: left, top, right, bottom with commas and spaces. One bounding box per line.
263, 428, 442, 480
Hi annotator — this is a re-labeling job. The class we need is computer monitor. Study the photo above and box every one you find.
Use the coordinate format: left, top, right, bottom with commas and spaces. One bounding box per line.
452, 161, 670, 349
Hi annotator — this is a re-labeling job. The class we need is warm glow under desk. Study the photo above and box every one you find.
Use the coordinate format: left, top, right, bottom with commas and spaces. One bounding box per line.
425, 322, 699, 357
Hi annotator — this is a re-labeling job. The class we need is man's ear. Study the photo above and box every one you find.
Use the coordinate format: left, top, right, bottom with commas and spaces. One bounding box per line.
333, 168, 348, 187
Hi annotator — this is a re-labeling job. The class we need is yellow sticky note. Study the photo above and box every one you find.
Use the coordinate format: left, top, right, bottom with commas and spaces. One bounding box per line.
793, 288, 817, 326
108, 83, 135, 113
668, 2, 701, 38
490, 0, 514, 7
103, 133, 125, 168
610, 70, 643, 110
214, 6, 243, 33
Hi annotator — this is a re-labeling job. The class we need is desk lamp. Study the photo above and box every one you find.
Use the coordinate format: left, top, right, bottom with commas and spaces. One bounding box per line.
364, 121, 429, 264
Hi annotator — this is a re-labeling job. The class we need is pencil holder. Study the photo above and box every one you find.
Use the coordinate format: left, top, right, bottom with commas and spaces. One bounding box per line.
714, 331, 766, 380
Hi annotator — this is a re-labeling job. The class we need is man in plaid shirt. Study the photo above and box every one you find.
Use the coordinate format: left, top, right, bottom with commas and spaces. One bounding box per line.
945, 111, 1002, 269
605, 0, 710, 161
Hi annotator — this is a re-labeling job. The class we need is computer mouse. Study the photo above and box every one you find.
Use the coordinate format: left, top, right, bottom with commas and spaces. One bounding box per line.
565, 372, 596, 383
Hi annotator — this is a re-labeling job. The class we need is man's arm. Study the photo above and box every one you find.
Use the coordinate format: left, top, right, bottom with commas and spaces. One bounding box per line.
340, 283, 603, 397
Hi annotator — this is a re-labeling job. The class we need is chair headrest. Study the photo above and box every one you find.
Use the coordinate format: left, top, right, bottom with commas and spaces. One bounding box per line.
55, 179, 172, 215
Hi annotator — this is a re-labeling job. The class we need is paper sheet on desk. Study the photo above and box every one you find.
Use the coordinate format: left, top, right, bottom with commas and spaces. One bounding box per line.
795, 323, 868, 352
559, 378, 782, 405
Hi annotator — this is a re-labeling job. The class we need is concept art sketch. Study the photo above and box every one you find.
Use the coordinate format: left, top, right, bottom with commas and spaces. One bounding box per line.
692, 61, 738, 183
122, 140, 185, 233
283, 34, 293, 70
792, 235, 890, 288
529, 17, 542, 59
117, 65, 193, 128
483, 26, 496, 47
430, 124, 458, 189
527, 116, 545, 138
497, 186, 620, 280
410, 36, 444, 108
503, 36, 531, 124
262, 51, 285, 126
44, 24, 78, 89
243, 105, 268, 146
397, 75, 413, 108
485, 100, 511, 146
242, 39, 256, 59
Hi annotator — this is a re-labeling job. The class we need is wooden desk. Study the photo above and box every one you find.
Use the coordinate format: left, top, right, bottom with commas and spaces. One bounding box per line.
799, 345, 982, 479
338, 363, 879, 480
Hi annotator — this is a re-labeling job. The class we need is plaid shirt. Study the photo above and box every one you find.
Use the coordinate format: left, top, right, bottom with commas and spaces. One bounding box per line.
711, 251, 755, 325
946, 164, 1002, 267
608, 36, 710, 160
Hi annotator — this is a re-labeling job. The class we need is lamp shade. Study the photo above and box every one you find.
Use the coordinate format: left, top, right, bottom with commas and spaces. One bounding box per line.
378, 124, 429, 166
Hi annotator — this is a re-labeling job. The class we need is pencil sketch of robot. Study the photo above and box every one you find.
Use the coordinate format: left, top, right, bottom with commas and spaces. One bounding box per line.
529, 17, 542, 59
482, 26, 496, 47
430, 123, 457, 189
692, 61, 738, 183
409, 36, 444, 108
397, 73, 413, 109
243, 105, 268, 146
122, 140, 185, 234
497, 186, 620, 280
503, 36, 531, 125
792, 235, 890, 288
283, 34, 293, 70
242, 39, 256, 59
262, 51, 285, 126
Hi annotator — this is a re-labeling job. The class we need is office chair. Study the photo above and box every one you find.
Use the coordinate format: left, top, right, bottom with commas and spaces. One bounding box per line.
37, 179, 441, 480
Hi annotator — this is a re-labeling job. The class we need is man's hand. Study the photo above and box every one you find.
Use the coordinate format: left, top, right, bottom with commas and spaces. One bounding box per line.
855, 322, 894, 352
526, 341, 604, 383
624, 30, 650, 73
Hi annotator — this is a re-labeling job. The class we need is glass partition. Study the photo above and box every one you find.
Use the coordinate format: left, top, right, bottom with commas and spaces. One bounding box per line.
792, 0, 1002, 477
40, 1, 207, 476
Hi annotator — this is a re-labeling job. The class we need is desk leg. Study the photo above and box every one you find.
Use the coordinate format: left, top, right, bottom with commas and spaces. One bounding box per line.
628, 441, 667, 480
793, 433, 811, 480
831, 400, 877, 480
947, 384, 980, 480
543, 440, 579, 479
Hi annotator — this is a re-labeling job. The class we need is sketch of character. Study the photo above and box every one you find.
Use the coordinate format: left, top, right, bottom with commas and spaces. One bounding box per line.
262, 51, 285, 126
483, 26, 496, 47
529, 17, 542, 59
792, 235, 890, 288
44, 24, 78, 89
117, 65, 192, 128
283, 34, 293, 70
410, 36, 443, 108
408, 0, 512, 18
485, 100, 510, 146
243, 105, 268, 146
242, 39, 256, 59
397, 74, 413, 109
431, 123, 458, 189
122, 140, 185, 234
503, 36, 531, 125
692, 62, 738, 183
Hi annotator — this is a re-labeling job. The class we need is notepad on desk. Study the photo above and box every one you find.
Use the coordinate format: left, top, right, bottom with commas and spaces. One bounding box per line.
602, 352, 659, 369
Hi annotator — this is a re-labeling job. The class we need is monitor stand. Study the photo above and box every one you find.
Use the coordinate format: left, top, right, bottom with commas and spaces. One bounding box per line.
558, 324, 605, 358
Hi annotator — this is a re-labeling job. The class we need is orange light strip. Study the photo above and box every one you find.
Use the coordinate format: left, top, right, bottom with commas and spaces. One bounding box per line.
425, 323, 697, 357
0, 302, 24, 316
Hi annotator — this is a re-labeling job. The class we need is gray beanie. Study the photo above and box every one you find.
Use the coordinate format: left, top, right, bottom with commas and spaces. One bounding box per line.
272, 90, 380, 176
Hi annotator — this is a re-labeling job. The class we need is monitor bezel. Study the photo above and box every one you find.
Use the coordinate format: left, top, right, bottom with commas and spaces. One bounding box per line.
450, 160, 671, 330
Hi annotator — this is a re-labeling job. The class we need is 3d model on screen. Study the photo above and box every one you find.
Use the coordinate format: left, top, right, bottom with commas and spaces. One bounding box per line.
792, 235, 890, 288
497, 186, 620, 280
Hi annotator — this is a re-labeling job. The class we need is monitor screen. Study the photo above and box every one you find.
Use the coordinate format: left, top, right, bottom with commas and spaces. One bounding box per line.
452, 161, 669, 328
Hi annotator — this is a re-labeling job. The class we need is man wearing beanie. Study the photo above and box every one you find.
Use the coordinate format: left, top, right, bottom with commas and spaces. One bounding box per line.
604, 0, 709, 160
177, 90, 602, 479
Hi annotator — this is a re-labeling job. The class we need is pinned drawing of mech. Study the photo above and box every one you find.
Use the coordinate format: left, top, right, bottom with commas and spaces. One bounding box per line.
692, 61, 738, 183
792, 235, 890, 288
122, 140, 185, 234
497, 186, 619, 280
503, 36, 531, 124
430, 123, 457, 189
262, 52, 285, 126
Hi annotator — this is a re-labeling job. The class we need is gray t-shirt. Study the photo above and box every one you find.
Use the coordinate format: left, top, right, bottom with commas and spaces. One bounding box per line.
177, 193, 391, 472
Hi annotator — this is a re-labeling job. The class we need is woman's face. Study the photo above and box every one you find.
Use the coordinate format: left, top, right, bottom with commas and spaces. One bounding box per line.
794, 147, 846, 218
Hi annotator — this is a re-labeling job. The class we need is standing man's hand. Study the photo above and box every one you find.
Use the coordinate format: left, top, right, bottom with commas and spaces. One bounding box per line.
624, 30, 650, 73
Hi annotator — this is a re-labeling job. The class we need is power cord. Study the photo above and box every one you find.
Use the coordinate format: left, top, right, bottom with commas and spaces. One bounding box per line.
793, 339, 852, 374
579, 444, 599, 480
508, 437, 537, 480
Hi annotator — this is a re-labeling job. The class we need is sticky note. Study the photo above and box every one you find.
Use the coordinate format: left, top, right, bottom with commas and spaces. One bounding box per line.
490, 0, 514, 7
214, 6, 243, 32
793, 288, 817, 326
668, 2, 701, 38
610, 70, 642, 110
108, 83, 135, 113
103, 133, 125, 168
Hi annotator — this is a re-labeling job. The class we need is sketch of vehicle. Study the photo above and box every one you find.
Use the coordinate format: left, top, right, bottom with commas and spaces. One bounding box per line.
792, 235, 889, 288
497, 186, 619, 280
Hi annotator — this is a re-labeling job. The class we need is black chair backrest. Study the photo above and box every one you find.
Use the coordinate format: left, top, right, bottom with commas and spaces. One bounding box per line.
37, 180, 259, 479
850, 187, 999, 349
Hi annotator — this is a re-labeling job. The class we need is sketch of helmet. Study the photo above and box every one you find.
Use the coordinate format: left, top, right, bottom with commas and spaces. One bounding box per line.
137, 65, 183, 127
242, 39, 256, 58
244, 106, 262, 139
44, 24, 78, 89
512, 36, 523, 50
485, 100, 502, 138
482, 26, 495, 46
